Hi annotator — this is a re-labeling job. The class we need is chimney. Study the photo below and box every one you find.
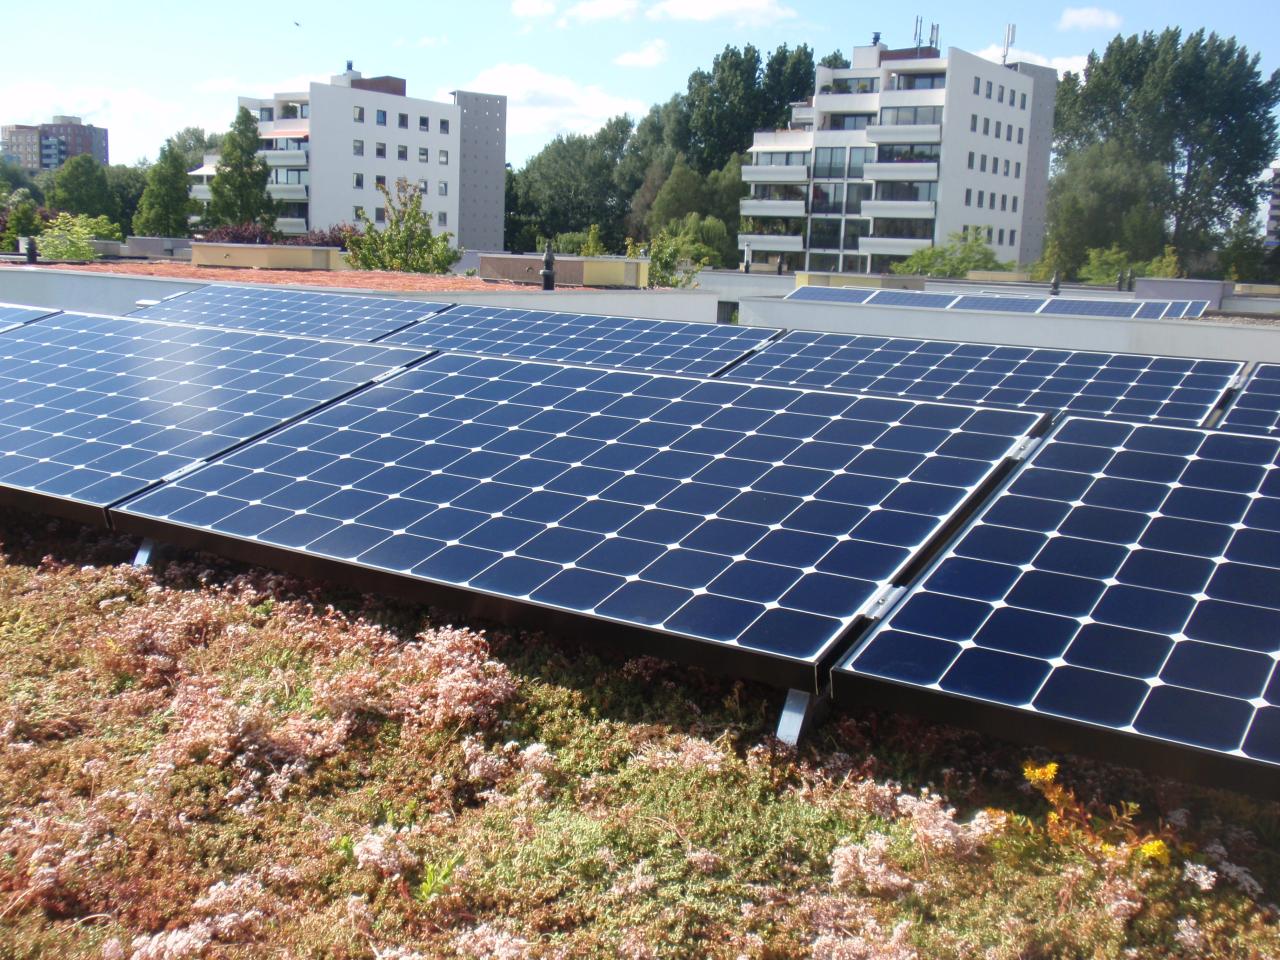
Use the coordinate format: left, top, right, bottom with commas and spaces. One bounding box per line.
346, 60, 353, 71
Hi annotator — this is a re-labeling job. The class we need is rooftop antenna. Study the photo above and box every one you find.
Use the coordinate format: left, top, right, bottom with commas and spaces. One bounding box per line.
871, 31, 881, 46
929, 23, 939, 50
1001, 24, 1016, 64
913, 16, 923, 52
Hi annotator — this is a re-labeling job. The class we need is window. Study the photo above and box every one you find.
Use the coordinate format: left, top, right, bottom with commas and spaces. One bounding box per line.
419, 115, 430, 131
986, 226, 993, 242
845, 182, 872, 214
353, 139, 364, 156
880, 105, 943, 125
1001, 194, 1007, 211
439, 118, 450, 134
438, 211, 447, 226
843, 218, 869, 250
831, 76, 879, 94
259, 106, 274, 122
1015, 161, 1022, 178
965, 188, 972, 206
353, 172, 364, 189
830, 113, 875, 131
876, 142, 941, 163
376, 109, 387, 126
438, 149, 449, 165
970, 113, 978, 132
998, 228, 1005, 244
813, 146, 845, 178
983, 117, 990, 135
354, 205, 364, 219
809, 219, 841, 250
985, 80, 993, 98
1020, 93, 1027, 109
1010, 228, 1017, 245
375, 174, 386, 188
419, 147, 429, 162
353, 106, 365, 122
375, 142, 386, 158
973, 76, 981, 94
438, 180, 448, 196
1006, 125, 1013, 142
872, 218, 934, 240
1012, 196, 1019, 212
398, 112, 408, 129
875, 181, 937, 202
1017, 127, 1024, 144
977, 190, 984, 208
893, 71, 946, 90
995, 121, 1002, 138
980, 154, 988, 173
1004, 159, 1010, 176
998, 84, 1005, 103
418, 179, 428, 191
811, 183, 844, 214
967, 151, 975, 170
397, 145, 408, 161
375, 206, 386, 223
847, 147, 874, 178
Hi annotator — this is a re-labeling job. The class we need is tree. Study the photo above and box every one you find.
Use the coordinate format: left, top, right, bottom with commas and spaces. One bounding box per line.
36, 212, 105, 260
133, 141, 195, 238
205, 107, 275, 231
345, 179, 460, 273
169, 126, 225, 172
685, 45, 764, 173
580, 223, 606, 256
646, 156, 708, 235
1055, 29, 1280, 258
760, 45, 816, 131
819, 51, 850, 68
2, 198, 41, 252
891, 232, 1012, 278
47, 154, 117, 220
0, 160, 44, 205
1217, 216, 1267, 281
105, 164, 148, 236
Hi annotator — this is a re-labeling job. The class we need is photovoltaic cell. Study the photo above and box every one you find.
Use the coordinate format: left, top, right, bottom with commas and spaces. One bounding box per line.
950, 295, 1042, 314
0, 313, 426, 515
785, 286, 875, 305
117, 353, 1040, 686
1218, 364, 1280, 437
382, 303, 779, 376
865, 290, 958, 309
1134, 302, 1168, 320
1038, 298, 1140, 319
784, 287, 1206, 321
723, 330, 1240, 425
131, 285, 452, 342
837, 417, 1280, 781
0, 303, 59, 329
1185, 300, 1210, 318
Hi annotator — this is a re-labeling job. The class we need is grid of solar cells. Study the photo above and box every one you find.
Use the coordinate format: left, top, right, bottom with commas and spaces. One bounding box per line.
839, 417, 1280, 772
382, 303, 779, 376
951, 295, 1042, 314
1219, 365, 1280, 436
0, 303, 58, 329
131, 285, 451, 342
119, 353, 1039, 675
0, 313, 426, 509
784, 286, 875, 304
722, 330, 1241, 424
1038, 298, 1140, 318
1185, 300, 1210, 318
865, 290, 959, 309
1134, 302, 1169, 319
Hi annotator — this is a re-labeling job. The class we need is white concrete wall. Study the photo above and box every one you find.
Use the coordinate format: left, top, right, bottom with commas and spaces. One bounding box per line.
453, 91, 506, 252
1011, 61, 1057, 265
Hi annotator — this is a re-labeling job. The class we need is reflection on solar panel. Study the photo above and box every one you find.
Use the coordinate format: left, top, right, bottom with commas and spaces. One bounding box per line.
837, 418, 1280, 784
1219, 364, 1280, 436
723, 330, 1240, 425
0, 313, 426, 519
1039, 298, 1139, 318
383, 303, 780, 376
0, 303, 58, 330
117, 354, 1040, 687
131, 285, 451, 342
785, 286, 874, 304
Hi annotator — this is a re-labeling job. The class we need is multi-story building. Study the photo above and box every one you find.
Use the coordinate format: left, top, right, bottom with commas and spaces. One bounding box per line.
1, 116, 108, 174
191, 64, 505, 246
1266, 164, 1279, 251
738, 39, 1056, 273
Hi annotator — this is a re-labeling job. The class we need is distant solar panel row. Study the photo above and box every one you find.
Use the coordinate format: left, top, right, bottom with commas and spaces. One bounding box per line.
786, 286, 1209, 319
724, 330, 1240, 425
132, 285, 452, 343
1218, 364, 1280, 437
118, 353, 1040, 687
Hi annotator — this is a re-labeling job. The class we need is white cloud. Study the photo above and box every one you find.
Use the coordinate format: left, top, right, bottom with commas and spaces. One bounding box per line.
1056, 6, 1122, 31
559, 0, 639, 23
511, 0, 555, 16
614, 39, 668, 68
974, 44, 1090, 77
646, 0, 796, 26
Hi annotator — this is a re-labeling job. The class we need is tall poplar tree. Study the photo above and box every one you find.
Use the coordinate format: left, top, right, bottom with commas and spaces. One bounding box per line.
133, 142, 194, 237
206, 107, 275, 231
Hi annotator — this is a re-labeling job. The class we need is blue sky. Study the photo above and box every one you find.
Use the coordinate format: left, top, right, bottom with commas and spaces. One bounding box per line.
4, 0, 1277, 169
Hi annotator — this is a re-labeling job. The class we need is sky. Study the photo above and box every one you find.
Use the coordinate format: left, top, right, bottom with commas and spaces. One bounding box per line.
3, 0, 1278, 170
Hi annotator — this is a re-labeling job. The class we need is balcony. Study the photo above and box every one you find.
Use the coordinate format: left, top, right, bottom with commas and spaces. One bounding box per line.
790, 105, 815, 127
740, 198, 806, 217
260, 149, 308, 167
276, 217, 308, 236
268, 183, 309, 202
861, 200, 936, 219
865, 124, 942, 144
742, 164, 810, 184
189, 183, 211, 202
737, 233, 805, 253
863, 162, 938, 181
859, 237, 933, 256
812, 92, 879, 115
259, 119, 310, 139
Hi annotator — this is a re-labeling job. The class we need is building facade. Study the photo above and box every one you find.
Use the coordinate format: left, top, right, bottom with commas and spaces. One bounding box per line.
1, 116, 108, 174
738, 41, 1056, 274
1267, 164, 1279, 251
191, 65, 505, 246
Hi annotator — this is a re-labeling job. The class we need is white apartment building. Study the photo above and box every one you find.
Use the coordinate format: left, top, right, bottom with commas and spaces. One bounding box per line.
1266, 164, 1279, 251
739, 40, 1057, 274
191, 64, 505, 247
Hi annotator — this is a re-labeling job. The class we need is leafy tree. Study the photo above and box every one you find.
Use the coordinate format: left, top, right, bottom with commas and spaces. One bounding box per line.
580, 223, 606, 256
133, 142, 195, 238
1217, 217, 1267, 281
48, 154, 117, 220
760, 45, 816, 131
105, 164, 148, 236
645, 227, 705, 288
206, 107, 275, 231
0, 160, 44, 205
1055, 29, 1280, 257
704, 153, 748, 237
646, 156, 708, 234
685, 45, 764, 174
35, 212, 103, 260
1, 198, 42, 251
1145, 245, 1181, 278
625, 156, 674, 240
1077, 245, 1134, 286
819, 51, 850, 68
550, 230, 588, 254
169, 126, 225, 171
891, 232, 1012, 278
669, 212, 735, 268
345, 179, 460, 273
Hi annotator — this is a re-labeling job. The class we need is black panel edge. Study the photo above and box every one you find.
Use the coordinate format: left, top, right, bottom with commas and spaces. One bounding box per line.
369, 303, 461, 343
108, 509, 831, 693
829, 668, 1280, 799
0, 485, 112, 529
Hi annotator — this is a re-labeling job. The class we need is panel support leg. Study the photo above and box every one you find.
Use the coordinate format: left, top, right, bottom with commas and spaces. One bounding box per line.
776, 688, 825, 747
133, 538, 160, 568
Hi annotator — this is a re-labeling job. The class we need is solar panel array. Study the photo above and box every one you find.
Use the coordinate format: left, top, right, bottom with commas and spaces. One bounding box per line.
0, 303, 59, 330
0, 313, 426, 512
118, 353, 1040, 686
1218, 364, 1280, 437
131, 285, 452, 342
838, 418, 1280, 776
785, 286, 1209, 319
723, 330, 1240, 425
383, 303, 781, 376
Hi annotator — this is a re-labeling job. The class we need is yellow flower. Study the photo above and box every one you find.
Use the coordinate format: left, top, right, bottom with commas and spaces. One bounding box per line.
1138, 839, 1171, 865
1023, 760, 1059, 786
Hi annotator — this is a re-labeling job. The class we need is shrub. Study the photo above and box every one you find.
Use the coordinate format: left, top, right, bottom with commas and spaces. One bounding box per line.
345, 180, 460, 274
286, 224, 362, 250
201, 222, 276, 244
34, 212, 102, 260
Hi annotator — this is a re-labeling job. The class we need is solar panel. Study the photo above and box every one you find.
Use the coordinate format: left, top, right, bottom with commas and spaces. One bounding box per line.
723, 330, 1241, 425
1038, 298, 1140, 319
950, 295, 1042, 314
116, 353, 1041, 689
836, 417, 1280, 787
1185, 300, 1210, 318
131, 285, 452, 342
382, 304, 780, 377
0, 303, 59, 330
1218, 364, 1280, 436
866, 290, 958, 309
0, 313, 426, 521
1134, 302, 1168, 320
785, 286, 875, 304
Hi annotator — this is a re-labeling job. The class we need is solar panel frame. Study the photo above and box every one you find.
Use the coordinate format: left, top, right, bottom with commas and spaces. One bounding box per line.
833, 416, 1280, 793
130, 284, 453, 343
1218, 364, 1280, 437
115, 353, 1043, 691
722, 330, 1242, 426
0, 312, 429, 525
382, 303, 782, 377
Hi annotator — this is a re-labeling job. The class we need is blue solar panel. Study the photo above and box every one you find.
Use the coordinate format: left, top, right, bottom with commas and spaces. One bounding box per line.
1039, 298, 1140, 319
382, 304, 779, 377
950, 295, 1042, 314
723, 330, 1241, 425
0, 313, 426, 517
117, 354, 1040, 687
866, 290, 958, 309
1134, 301, 1168, 319
837, 417, 1280, 784
785, 286, 875, 304
0, 303, 58, 330
1218, 364, 1280, 436
131, 285, 451, 342
1185, 300, 1210, 318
